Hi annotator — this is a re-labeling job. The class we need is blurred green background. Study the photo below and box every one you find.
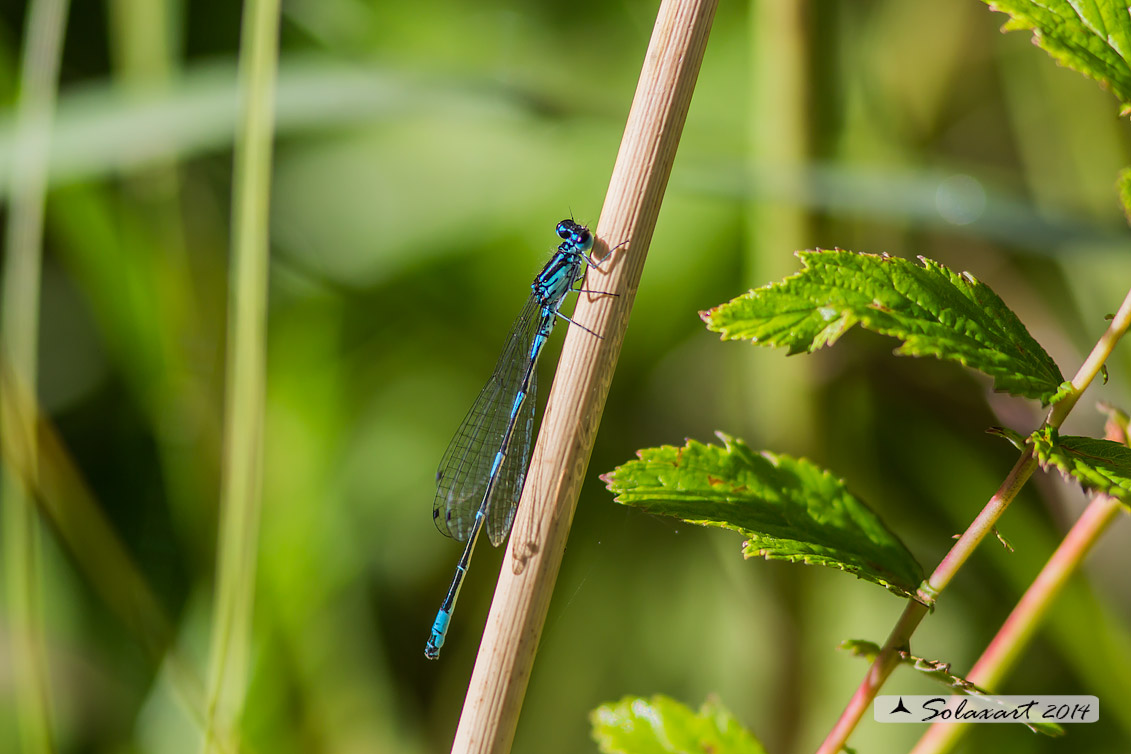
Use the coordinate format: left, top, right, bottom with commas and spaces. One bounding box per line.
2, 0, 1131, 752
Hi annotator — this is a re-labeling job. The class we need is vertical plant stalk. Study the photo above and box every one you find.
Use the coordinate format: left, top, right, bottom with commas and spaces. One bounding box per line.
816, 285, 1131, 754
200, 0, 282, 751
449, 0, 718, 752
747, 4, 811, 750
746, 0, 816, 444
108, 0, 176, 82
1, 1, 70, 752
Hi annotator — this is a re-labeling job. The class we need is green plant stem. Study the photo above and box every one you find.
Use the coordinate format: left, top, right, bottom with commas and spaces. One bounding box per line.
814, 450, 1035, 754
816, 283, 1131, 754
925, 450, 1038, 596
200, 0, 281, 751
815, 599, 929, 754
1, 1, 70, 753
748, 6, 812, 749
746, 0, 815, 447
1048, 287, 1131, 427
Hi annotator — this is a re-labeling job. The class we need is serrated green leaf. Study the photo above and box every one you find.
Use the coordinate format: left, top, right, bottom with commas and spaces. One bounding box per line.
1031, 428, 1131, 505
602, 434, 924, 600
983, 0, 1131, 113
701, 250, 1063, 403
591, 695, 767, 754
840, 641, 1064, 736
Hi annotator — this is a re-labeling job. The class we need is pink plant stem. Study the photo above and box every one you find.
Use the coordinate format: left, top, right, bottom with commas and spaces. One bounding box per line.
814, 450, 1036, 754
971, 496, 1120, 688
815, 600, 929, 754
816, 287, 1131, 754
910, 491, 1123, 754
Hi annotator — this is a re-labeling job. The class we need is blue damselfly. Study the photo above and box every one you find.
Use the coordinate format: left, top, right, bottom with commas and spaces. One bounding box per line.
426, 219, 608, 659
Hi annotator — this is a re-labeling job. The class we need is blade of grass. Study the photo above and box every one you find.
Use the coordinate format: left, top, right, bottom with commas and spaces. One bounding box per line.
107, 0, 176, 85
200, 0, 282, 751
105, 0, 215, 619
449, 0, 718, 751
1, 1, 70, 752
0, 365, 237, 754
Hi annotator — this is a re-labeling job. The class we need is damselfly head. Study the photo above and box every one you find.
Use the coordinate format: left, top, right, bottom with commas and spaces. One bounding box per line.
556, 219, 593, 252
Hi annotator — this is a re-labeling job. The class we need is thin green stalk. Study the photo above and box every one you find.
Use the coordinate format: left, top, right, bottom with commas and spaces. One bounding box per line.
200, 0, 282, 751
746, 0, 815, 448
747, 4, 812, 751
108, 0, 176, 83
1047, 286, 1131, 427
1, 1, 70, 753
816, 284, 1131, 754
